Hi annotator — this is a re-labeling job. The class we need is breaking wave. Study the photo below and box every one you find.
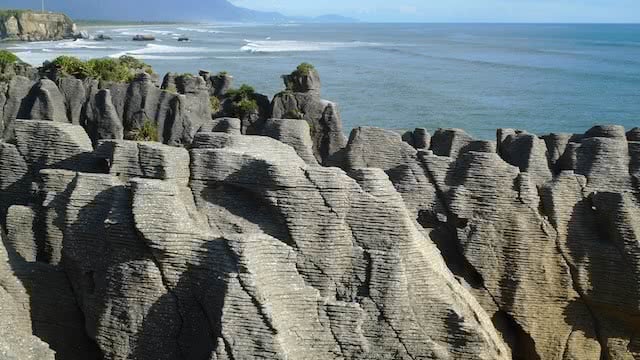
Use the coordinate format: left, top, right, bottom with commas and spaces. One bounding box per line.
240, 39, 379, 53
109, 43, 211, 58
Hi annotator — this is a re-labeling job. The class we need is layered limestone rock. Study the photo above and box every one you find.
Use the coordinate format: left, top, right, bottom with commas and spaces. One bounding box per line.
0, 10, 76, 41
343, 124, 640, 359
272, 66, 347, 165
1, 120, 514, 359
0, 65, 639, 359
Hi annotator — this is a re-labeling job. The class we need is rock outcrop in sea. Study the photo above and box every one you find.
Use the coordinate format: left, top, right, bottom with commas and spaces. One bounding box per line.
0, 10, 78, 41
1, 58, 639, 359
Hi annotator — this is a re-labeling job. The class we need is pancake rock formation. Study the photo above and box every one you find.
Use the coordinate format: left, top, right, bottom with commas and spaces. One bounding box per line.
0, 61, 639, 360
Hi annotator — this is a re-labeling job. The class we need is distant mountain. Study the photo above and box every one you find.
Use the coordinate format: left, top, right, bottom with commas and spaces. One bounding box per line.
0, 0, 356, 23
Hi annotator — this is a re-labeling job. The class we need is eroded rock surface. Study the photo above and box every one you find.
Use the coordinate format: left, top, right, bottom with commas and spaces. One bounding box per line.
0, 66, 638, 360
343, 124, 640, 359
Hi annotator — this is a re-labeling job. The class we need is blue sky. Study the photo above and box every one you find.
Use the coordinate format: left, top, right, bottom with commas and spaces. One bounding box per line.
230, 0, 640, 22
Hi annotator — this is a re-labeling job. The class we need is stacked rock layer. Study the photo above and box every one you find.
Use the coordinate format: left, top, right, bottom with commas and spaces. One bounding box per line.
0, 65, 639, 359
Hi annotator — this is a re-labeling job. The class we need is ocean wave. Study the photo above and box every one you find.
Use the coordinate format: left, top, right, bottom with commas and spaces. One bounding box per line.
109, 43, 212, 58
240, 39, 379, 53
119, 54, 206, 60
8, 39, 110, 51
214, 56, 281, 60
176, 27, 222, 34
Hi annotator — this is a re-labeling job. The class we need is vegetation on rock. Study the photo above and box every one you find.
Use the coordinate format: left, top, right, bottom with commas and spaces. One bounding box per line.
0, 9, 27, 19
0, 50, 20, 66
210, 96, 221, 113
165, 84, 178, 94
130, 119, 159, 142
225, 84, 259, 118
44, 55, 154, 82
294, 62, 315, 76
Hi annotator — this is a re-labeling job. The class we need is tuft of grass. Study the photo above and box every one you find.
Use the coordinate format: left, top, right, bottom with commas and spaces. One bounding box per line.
210, 96, 221, 113
294, 62, 315, 76
45, 55, 154, 82
0, 50, 20, 66
165, 84, 178, 94
217, 71, 228, 77
236, 98, 258, 117
131, 119, 159, 142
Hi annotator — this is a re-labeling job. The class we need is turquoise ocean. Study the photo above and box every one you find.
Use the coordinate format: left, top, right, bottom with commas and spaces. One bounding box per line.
2, 23, 639, 139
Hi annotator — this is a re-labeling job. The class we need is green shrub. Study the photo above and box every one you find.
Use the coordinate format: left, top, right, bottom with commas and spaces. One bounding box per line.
217, 71, 228, 77
225, 84, 259, 118
86, 58, 133, 82
46, 55, 154, 82
131, 119, 159, 142
225, 84, 255, 101
234, 98, 258, 118
49, 56, 94, 78
118, 55, 154, 74
165, 84, 178, 94
294, 62, 315, 76
0, 50, 20, 66
210, 96, 221, 113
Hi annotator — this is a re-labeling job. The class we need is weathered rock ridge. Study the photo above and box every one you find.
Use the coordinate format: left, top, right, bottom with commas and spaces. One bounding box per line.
1, 62, 639, 359
0, 10, 77, 41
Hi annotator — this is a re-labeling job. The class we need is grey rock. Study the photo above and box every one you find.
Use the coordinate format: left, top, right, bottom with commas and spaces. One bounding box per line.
57, 76, 86, 125
498, 130, 552, 186
584, 124, 627, 139
627, 127, 640, 142
282, 66, 321, 94
1, 75, 34, 140
83, 89, 124, 144
197, 117, 241, 135
262, 118, 318, 165
430, 128, 474, 158
271, 92, 347, 165
27, 78, 68, 123
413, 127, 431, 149
5, 205, 37, 262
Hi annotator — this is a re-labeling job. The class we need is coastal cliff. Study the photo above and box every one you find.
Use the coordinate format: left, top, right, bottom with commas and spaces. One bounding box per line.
1, 57, 639, 359
0, 10, 76, 41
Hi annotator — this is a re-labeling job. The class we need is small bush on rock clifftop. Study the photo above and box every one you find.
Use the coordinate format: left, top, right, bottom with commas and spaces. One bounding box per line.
118, 55, 154, 75
44, 55, 154, 82
0, 50, 20, 66
225, 84, 258, 118
294, 62, 315, 76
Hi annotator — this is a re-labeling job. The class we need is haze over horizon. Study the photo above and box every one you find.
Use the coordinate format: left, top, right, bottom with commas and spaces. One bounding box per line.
1, 0, 640, 23
231, 0, 639, 23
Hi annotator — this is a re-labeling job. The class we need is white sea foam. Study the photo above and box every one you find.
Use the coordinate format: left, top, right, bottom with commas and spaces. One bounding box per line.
122, 54, 205, 60
240, 39, 378, 53
176, 27, 222, 34
109, 43, 212, 58
145, 30, 175, 35
8, 39, 110, 51
13, 51, 91, 66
